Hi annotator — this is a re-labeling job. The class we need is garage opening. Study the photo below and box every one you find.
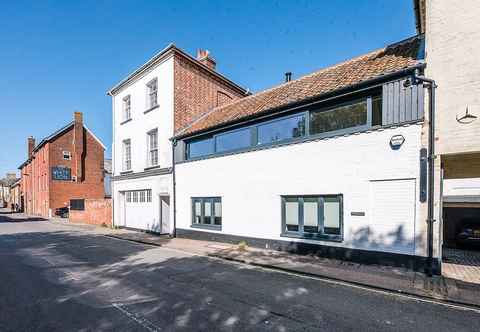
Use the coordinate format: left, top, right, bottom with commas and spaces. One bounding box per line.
441, 175, 480, 284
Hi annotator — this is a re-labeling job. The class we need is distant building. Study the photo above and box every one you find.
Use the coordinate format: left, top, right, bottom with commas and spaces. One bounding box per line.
18, 112, 106, 217
104, 158, 112, 198
9, 178, 21, 211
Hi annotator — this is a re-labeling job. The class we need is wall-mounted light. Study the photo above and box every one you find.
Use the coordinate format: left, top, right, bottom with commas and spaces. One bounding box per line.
456, 106, 477, 124
390, 134, 405, 149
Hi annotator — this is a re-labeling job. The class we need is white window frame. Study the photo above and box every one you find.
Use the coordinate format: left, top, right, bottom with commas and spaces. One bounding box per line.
146, 78, 158, 109
122, 95, 131, 121
147, 129, 159, 167
63, 151, 71, 160
122, 139, 132, 171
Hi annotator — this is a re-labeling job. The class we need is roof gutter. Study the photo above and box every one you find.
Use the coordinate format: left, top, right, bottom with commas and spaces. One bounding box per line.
173, 63, 426, 141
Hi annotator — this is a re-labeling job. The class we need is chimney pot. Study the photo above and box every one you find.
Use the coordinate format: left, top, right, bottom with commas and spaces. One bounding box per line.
285, 72, 292, 82
74, 111, 83, 124
196, 49, 216, 70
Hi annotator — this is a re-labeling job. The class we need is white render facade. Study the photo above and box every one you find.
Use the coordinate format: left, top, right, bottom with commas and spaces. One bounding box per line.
110, 54, 175, 233
176, 124, 426, 260
108, 45, 247, 233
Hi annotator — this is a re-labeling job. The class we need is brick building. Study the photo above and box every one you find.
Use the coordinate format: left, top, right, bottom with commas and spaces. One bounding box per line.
108, 45, 248, 233
18, 112, 106, 217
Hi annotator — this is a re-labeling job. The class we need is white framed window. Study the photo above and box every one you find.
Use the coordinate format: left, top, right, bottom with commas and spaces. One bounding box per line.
126, 191, 132, 202
139, 190, 146, 202
122, 95, 131, 121
146, 78, 158, 109
146, 190, 152, 202
132, 191, 138, 202
147, 129, 158, 166
63, 151, 71, 160
122, 139, 132, 171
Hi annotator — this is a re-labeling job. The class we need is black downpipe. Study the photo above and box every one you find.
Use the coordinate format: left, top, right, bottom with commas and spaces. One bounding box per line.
409, 74, 437, 276
171, 139, 177, 238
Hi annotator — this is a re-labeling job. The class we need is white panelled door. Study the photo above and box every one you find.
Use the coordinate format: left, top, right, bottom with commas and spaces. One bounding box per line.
370, 179, 416, 254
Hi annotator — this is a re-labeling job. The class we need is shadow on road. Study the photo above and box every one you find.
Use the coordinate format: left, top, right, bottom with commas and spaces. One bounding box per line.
1, 228, 480, 332
0, 212, 46, 222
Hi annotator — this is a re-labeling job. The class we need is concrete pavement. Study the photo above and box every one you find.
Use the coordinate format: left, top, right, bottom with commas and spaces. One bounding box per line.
1, 210, 480, 331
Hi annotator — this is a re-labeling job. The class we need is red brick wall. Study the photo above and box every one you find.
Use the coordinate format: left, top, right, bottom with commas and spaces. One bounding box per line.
173, 54, 246, 132
19, 124, 105, 218
69, 198, 112, 226
49, 128, 105, 212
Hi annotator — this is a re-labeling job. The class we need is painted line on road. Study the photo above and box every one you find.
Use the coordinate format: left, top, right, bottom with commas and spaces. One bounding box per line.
112, 302, 162, 332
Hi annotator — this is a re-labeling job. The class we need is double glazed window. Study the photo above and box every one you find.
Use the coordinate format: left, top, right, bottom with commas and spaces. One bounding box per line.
192, 197, 222, 229
146, 78, 158, 109
310, 100, 367, 135
123, 139, 132, 171
257, 114, 305, 145
147, 129, 158, 167
282, 195, 342, 240
216, 128, 251, 153
186, 95, 381, 160
123, 95, 131, 121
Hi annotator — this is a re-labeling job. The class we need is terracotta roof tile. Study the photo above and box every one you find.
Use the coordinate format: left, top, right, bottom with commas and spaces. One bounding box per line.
176, 36, 423, 138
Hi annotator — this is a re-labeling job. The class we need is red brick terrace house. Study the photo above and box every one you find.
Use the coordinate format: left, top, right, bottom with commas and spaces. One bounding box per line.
18, 112, 106, 217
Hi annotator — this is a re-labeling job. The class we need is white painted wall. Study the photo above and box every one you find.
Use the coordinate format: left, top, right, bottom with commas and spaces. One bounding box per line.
425, 0, 480, 155
111, 55, 174, 232
112, 55, 174, 175
176, 124, 424, 256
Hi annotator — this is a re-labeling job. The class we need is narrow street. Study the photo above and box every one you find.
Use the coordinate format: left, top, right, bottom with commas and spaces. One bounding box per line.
1, 210, 479, 332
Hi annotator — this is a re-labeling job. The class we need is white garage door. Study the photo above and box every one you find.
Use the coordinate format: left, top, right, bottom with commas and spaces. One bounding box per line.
124, 190, 160, 232
370, 179, 416, 254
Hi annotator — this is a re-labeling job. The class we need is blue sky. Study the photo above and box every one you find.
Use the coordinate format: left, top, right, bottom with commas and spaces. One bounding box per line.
0, 0, 415, 176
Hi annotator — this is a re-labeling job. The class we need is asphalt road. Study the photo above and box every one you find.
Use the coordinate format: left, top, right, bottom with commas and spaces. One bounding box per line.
1, 211, 480, 332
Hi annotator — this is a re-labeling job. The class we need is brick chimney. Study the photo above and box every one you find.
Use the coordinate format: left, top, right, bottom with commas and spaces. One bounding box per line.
27, 136, 35, 158
73, 112, 84, 181
197, 49, 216, 70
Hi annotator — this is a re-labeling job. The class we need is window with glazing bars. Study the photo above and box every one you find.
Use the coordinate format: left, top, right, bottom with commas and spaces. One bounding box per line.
147, 129, 158, 166
146, 78, 158, 109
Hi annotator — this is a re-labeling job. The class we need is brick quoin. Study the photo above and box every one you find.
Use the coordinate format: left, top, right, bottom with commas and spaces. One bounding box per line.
19, 112, 105, 217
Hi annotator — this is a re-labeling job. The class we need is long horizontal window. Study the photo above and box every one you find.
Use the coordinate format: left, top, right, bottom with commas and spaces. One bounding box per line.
125, 190, 152, 203
282, 195, 342, 241
192, 197, 222, 229
310, 100, 367, 135
185, 95, 381, 160
216, 128, 251, 153
188, 137, 214, 159
257, 114, 305, 145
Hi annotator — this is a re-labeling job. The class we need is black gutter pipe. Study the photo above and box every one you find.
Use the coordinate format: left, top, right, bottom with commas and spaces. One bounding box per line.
406, 72, 437, 276
171, 138, 177, 238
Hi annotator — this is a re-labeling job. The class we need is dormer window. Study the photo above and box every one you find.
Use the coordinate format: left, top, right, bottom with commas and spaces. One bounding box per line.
63, 151, 71, 160
146, 78, 158, 110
